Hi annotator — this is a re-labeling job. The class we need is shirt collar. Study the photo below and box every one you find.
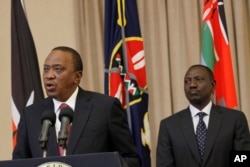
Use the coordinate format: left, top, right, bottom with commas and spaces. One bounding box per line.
53, 87, 79, 112
189, 101, 212, 118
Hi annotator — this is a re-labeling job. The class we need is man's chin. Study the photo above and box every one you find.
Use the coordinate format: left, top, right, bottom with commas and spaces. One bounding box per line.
189, 98, 201, 105
46, 92, 57, 98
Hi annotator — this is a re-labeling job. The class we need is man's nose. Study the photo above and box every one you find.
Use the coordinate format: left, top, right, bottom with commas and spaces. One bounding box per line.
189, 79, 198, 87
44, 69, 55, 79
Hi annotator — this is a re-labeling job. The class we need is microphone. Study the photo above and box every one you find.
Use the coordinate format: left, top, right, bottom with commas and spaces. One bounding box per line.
58, 107, 74, 148
39, 110, 56, 157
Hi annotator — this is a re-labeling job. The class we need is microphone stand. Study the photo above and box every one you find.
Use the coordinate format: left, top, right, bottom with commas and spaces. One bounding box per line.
58, 106, 73, 156
43, 149, 48, 158
39, 140, 48, 158
58, 131, 69, 156
58, 138, 68, 156
39, 110, 56, 158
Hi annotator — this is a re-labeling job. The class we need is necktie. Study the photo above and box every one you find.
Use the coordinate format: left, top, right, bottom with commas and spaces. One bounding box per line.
60, 103, 68, 109
196, 112, 207, 160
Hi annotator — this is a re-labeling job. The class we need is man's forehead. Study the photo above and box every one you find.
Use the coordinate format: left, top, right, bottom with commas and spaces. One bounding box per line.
185, 67, 208, 77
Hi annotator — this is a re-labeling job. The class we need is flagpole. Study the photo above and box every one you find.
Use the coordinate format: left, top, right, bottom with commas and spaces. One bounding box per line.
20, 0, 27, 14
117, 0, 132, 132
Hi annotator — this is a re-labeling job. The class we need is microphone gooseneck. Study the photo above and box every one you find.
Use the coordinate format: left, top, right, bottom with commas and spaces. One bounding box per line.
58, 107, 74, 148
39, 110, 56, 157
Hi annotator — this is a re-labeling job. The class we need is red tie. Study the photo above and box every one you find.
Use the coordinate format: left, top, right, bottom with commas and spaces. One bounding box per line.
58, 144, 64, 156
60, 103, 68, 109
58, 103, 70, 156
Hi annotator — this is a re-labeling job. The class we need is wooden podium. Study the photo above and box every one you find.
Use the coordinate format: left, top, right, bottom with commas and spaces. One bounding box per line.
0, 152, 129, 167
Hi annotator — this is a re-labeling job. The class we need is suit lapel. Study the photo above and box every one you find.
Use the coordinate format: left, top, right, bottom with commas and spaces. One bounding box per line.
180, 108, 201, 163
203, 105, 223, 164
67, 89, 92, 154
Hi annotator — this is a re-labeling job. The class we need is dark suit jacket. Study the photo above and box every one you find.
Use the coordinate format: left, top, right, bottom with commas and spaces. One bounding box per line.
13, 88, 140, 167
156, 104, 250, 167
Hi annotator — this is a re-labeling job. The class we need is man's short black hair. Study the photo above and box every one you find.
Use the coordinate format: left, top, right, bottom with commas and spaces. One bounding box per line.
52, 46, 83, 72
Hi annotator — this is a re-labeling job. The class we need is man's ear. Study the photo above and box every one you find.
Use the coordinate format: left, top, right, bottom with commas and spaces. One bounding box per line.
74, 71, 82, 84
211, 79, 216, 88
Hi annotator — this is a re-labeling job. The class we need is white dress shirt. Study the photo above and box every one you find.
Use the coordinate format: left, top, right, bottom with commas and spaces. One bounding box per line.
53, 87, 79, 138
189, 101, 212, 134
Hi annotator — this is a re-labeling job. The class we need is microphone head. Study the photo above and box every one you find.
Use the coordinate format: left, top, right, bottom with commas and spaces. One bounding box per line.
59, 107, 74, 123
41, 110, 56, 126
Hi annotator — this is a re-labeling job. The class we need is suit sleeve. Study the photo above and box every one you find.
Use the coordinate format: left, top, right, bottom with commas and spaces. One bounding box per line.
108, 98, 141, 167
233, 111, 250, 150
156, 119, 175, 167
12, 110, 32, 159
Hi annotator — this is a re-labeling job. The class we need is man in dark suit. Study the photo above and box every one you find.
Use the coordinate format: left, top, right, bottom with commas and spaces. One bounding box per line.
156, 64, 250, 167
12, 46, 141, 167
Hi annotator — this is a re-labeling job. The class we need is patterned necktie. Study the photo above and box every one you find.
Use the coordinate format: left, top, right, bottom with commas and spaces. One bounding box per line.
196, 112, 207, 160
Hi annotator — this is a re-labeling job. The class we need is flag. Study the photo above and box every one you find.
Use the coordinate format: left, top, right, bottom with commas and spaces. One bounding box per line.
201, 0, 237, 108
11, 0, 44, 148
104, 0, 151, 166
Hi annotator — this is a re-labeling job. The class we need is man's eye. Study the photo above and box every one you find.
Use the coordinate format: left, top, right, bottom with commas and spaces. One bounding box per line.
43, 67, 49, 72
54, 66, 63, 72
184, 79, 191, 84
195, 77, 204, 82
